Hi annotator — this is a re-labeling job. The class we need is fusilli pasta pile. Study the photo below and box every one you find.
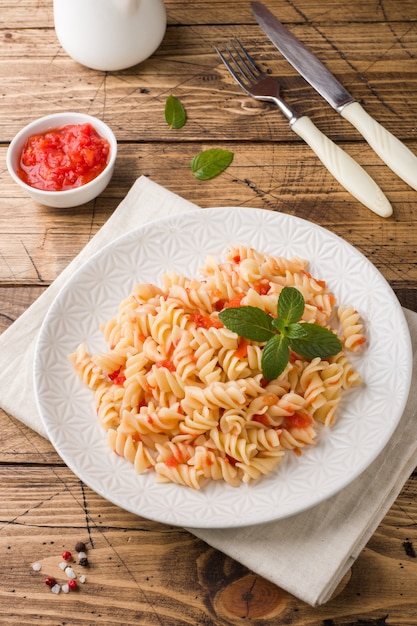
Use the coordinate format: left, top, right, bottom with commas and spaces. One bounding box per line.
70, 245, 366, 489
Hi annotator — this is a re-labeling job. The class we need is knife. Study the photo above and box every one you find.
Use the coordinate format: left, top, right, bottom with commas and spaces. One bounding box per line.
251, 1, 417, 192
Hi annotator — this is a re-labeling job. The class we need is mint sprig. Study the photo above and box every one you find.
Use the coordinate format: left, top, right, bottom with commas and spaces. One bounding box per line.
219, 286, 342, 381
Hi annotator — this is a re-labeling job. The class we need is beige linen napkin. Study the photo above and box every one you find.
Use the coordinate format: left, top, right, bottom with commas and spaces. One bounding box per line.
1, 175, 416, 606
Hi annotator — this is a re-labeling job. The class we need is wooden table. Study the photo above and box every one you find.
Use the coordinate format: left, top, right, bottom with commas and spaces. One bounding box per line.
1, 1, 417, 623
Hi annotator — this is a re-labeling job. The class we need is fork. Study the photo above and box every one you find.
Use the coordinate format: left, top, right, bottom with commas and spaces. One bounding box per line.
215, 39, 392, 218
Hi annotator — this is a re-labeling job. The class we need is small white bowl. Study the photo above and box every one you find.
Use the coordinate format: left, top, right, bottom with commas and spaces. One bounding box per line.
7, 112, 117, 208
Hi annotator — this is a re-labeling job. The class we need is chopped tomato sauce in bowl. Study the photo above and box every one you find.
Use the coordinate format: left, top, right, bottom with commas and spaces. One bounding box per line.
7, 112, 117, 208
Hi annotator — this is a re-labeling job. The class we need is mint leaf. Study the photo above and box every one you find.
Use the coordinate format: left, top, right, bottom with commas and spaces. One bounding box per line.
218, 306, 274, 342
164, 95, 187, 129
289, 324, 342, 359
278, 286, 305, 324
271, 320, 308, 339
191, 149, 234, 181
261, 335, 290, 380
219, 284, 343, 381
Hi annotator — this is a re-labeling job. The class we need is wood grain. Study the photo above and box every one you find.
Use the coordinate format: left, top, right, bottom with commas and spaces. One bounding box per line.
1, 24, 417, 142
1, 0, 417, 623
3, 0, 417, 28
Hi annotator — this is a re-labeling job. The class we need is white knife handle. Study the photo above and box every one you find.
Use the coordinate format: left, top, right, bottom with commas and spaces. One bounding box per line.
341, 101, 417, 191
291, 116, 392, 218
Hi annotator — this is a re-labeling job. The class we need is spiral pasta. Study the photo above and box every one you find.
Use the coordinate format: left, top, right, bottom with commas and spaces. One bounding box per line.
69, 245, 366, 489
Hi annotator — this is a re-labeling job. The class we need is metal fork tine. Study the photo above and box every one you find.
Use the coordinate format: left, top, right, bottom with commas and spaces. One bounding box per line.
215, 43, 247, 91
214, 44, 243, 89
229, 38, 263, 79
215, 38, 264, 92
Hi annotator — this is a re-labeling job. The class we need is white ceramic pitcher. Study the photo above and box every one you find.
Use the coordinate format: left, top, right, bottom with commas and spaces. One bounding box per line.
53, 0, 167, 71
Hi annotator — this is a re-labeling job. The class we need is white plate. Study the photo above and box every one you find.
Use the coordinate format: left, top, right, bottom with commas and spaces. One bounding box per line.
34, 207, 412, 528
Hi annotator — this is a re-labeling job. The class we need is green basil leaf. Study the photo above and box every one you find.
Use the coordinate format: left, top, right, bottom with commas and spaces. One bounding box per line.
219, 306, 274, 342
289, 324, 342, 359
191, 148, 234, 181
164, 95, 187, 129
278, 286, 305, 324
261, 335, 290, 381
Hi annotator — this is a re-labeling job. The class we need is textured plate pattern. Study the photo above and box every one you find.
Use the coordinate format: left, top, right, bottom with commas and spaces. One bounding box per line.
34, 208, 412, 528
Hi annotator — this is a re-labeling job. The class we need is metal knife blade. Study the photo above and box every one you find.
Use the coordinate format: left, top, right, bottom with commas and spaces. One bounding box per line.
251, 1, 417, 192
251, 1, 354, 112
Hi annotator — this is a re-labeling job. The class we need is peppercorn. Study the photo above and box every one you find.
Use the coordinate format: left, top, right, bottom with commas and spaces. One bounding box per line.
79, 557, 89, 567
74, 541, 86, 552
61, 550, 72, 561
68, 579, 78, 591
44, 577, 56, 587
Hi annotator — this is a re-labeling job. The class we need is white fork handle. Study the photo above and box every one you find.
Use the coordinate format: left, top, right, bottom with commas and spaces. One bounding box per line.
341, 101, 417, 191
291, 115, 392, 218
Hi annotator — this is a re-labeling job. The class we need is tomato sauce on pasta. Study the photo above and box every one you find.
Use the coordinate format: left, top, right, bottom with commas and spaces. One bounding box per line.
70, 246, 365, 489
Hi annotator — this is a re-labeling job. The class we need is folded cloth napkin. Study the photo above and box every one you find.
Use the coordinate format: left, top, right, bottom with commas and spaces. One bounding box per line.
1, 175, 416, 607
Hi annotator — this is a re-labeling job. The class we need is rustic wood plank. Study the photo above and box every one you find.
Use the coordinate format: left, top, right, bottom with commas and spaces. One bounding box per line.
0, 409, 58, 463
3, 0, 417, 28
1, 22, 416, 142
4, 140, 417, 214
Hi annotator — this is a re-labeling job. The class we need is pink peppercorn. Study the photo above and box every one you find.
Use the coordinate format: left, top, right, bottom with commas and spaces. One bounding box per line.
68, 579, 78, 591
61, 551, 72, 561
44, 577, 56, 587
